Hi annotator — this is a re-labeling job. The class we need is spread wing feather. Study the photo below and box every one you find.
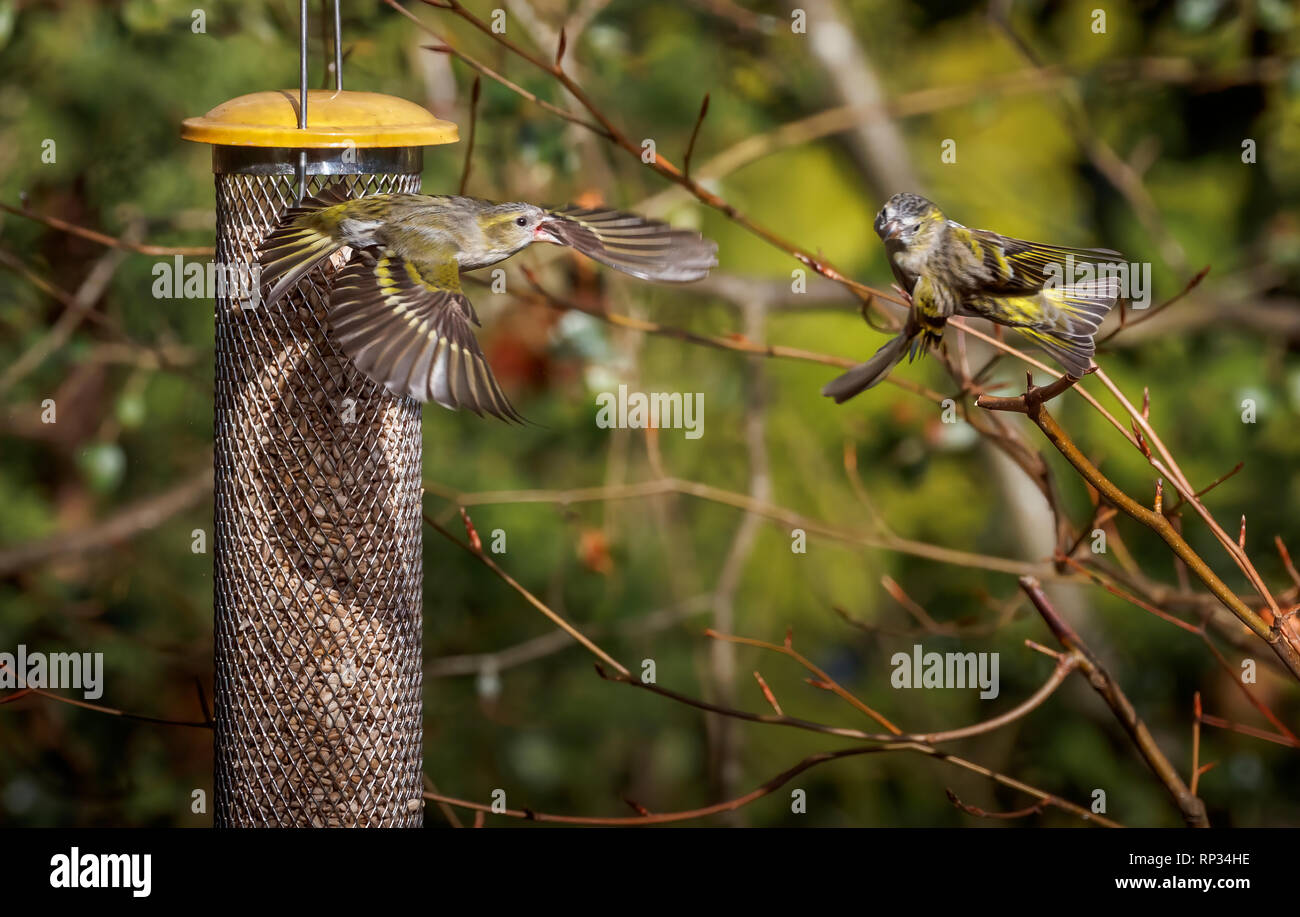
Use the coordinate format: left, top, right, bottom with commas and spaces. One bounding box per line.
329, 247, 525, 423
257, 184, 357, 306
545, 206, 718, 282
968, 228, 1123, 295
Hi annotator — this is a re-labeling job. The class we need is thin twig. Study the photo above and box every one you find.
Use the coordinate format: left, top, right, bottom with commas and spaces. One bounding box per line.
705, 628, 901, 734
431, 476, 1052, 578
980, 381, 1300, 681
458, 75, 481, 195
426, 740, 1117, 826
946, 788, 1048, 821
423, 511, 630, 677
0, 464, 214, 577
1020, 576, 1209, 827
0, 201, 213, 256
1198, 712, 1300, 748
683, 93, 710, 179
597, 649, 1075, 747
0, 686, 211, 729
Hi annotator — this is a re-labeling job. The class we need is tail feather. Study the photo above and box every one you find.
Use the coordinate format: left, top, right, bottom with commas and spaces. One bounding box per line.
257, 184, 354, 306
1015, 327, 1095, 378
822, 330, 915, 403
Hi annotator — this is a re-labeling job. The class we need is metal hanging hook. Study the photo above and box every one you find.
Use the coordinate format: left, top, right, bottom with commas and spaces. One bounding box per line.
295, 1, 345, 202
333, 0, 344, 93
296, 0, 309, 202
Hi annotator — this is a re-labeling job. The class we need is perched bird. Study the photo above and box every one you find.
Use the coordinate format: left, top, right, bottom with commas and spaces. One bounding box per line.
822, 192, 1123, 403
258, 185, 717, 421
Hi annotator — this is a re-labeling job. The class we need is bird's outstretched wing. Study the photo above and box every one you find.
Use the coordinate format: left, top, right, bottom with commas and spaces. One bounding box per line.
257, 183, 356, 307
968, 228, 1123, 295
544, 206, 718, 282
329, 246, 525, 422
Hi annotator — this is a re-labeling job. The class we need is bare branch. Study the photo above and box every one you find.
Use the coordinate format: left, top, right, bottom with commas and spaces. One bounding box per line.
1020, 576, 1210, 827
0, 464, 213, 578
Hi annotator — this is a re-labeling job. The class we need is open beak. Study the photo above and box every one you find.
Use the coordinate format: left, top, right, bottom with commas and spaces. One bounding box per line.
534, 220, 564, 245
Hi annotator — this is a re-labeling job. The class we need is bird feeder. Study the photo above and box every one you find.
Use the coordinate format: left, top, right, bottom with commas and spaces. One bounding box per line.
181, 7, 457, 827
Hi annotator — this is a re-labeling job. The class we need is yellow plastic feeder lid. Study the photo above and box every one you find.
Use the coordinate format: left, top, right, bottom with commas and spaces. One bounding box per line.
181, 90, 458, 148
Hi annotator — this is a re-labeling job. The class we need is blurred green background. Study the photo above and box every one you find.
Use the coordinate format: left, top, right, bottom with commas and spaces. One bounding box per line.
1, 0, 1298, 828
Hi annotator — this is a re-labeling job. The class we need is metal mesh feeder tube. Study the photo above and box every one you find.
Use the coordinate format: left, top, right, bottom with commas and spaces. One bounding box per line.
182, 91, 458, 827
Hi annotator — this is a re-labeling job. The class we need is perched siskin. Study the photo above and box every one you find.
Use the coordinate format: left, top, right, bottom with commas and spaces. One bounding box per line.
258, 185, 717, 421
822, 192, 1123, 403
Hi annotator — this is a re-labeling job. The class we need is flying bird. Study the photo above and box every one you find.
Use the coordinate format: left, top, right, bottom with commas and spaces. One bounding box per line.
258, 185, 718, 421
822, 192, 1123, 403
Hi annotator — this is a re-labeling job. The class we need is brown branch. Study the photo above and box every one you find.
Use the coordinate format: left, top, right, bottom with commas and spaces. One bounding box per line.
0, 464, 214, 578
425, 594, 711, 677
989, 6, 1190, 272
423, 746, 885, 825
1199, 712, 1300, 749
426, 739, 1117, 826
683, 93, 710, 180
0, 200, 213, 256
705, 628, 901, 734
597, 647, 1075, 747
834, 593, 1022, 640
398, 0, 1185, 479
1198, 635, 1299, 744
1020, 576, 1210, 827
946, 788, 1048, 821
973, 368, 1083, 413
517, 267, 946, 401
1063, 556, 1299, 740
0, 685, 211, 730
0, 243, 131, 394
980, 382, 1300, 681
1058, 554, 1201, 636
1190, 692, 1205, 796
384, 0, 608, 133
1093, 367, 1284, 622
881, 575, 950, 634
634, 58, 1289, 222
752, 671, 783, 716
1275, 536, 1300, 591
406, 0, 886, 302
423, 511, 631, 677
0, 247, 201, 394
1098, 265, 1210, 345
420, 39, 607, 133
1163, 461, 1244, 518
947, 319, 1138, 448
422, 773, 465, 828
431, 476, 1052, 578
458, 75, 481, 195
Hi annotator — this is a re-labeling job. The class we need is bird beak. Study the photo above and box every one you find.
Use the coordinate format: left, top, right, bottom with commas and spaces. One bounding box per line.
534, 220, 564, 245
878, 219, 902, 242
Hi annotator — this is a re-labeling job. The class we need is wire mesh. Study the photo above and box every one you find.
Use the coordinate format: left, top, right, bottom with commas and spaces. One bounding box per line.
212, 156, 424, 827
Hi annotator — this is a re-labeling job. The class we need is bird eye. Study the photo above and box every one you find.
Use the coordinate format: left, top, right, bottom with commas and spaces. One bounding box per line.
516, 217, 528, 227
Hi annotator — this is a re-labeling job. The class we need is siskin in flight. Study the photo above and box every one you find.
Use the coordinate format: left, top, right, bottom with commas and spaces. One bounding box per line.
258, 185, 718, 421
822, 192, 1123, 403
